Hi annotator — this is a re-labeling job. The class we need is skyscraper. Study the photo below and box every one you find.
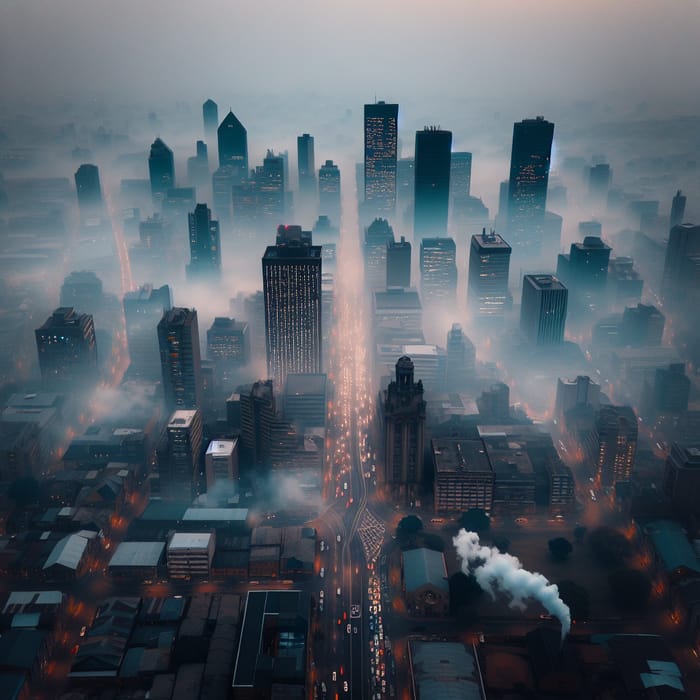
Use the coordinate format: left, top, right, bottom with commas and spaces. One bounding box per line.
507, 116, 554, 255
588, 163, 611, 201
74, 164, 103, 217
364, 101, 398, 213
297, 133, 316, 204
449, 151, 472, 200
662, 443, 700, 518
386, 236, 411, 288
670, 190, 687, 230
318, 160, 341, 222
364, 218, 395, 291
414, 127, 452, 239
164, 409, 203, 498
158, 308, 203, 412
262, 226, 322, 390
520, 274, 568, 346
207, 317, 249, 381
419, 237, 457, 305
217, 110, 248, 179
35, 307, 98, 389
445, 324, 475, 389
380, 356, 426, 504
187, 203, 221, 280
202, 99, 218, 141
186, 140, 209, 187
592, 405, 638, 486
556, 236, 611, 301
661, 224, 700, 308
468, 229, 512, 319
123, 284, 172, 380
148, 138, 175, 203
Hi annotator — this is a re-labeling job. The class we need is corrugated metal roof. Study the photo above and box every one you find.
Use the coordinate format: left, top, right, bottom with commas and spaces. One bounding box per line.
645, 520, 700, 575
109, 541, 165, 568
402, 548, 448, 593
43, 533, 88, 570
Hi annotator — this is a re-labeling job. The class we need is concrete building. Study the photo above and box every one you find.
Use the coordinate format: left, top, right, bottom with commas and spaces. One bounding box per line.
284, 373, 327, 429
663, 444, 700, 518
204, 439, 238, 493
520, 274, 568, 346
167, 532, 216, 579
108, 541, 165, 579
468, 229, 512, 319
402, 548, 449, 617
164, 410, 203, 498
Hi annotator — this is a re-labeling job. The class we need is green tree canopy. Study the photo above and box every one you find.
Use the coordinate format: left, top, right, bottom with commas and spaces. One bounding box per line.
459, 508, 490, 533
548, 537, 573, 561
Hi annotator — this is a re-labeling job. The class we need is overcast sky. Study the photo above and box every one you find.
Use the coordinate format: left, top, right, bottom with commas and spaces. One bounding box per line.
2, 0, 700, 114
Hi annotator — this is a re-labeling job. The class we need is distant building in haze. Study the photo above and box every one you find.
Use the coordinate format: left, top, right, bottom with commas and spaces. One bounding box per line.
187, 203, 221, 280
449, 151, 472, 199
380, 356, 426, 505
123, 284, 172, 380
148, 138, 174, 203
555, 375, 600, 425
468, 229, 512, 320
387, 236, 411, 288
364, 101, 398, 214
663, 443, 700, 518
318, 160, 341, 222
641, 363, 690, 418
662, 223, 700, 309
507, 116, 554, 256
207, 317, 249, 381
556, 236, 611, 303
74, 164, 103, 217
297, 133, 316, 205
364, 218, 395, 291
202, 99, 218, 141
670, 190, 687, 230
520, 274, 568, 346
445, 324, 475, 389
217, 110, 248, 179
60, 271, 103, 315
35, 307, 98, 390
187, 140, 209, 187
588, 163, 611, 201
414, 127, 452, 239
419, 237, 457, 305
263, 226, 322, 390
158, 308, 203, 412
590, 404, 637, 486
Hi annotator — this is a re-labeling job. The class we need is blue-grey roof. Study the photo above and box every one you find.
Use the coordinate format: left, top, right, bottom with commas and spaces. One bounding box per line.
109, 541, 165, 568
43, 533, 88, 570
402, 548, 448, 593
410, 640, 485, 700
645, 520, 700, 576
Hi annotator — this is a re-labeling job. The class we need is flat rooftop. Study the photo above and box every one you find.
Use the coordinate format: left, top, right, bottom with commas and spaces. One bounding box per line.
167, 410, 199, 429
285, 373, 327, 395
206, 440, 236, 457
109, 541, 165, 568
168, 532, 213, 551
374, 288, 422, 310
433, 439, 492, 475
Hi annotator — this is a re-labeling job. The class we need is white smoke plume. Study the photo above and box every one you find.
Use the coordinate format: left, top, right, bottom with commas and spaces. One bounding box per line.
453, 529, 571, 641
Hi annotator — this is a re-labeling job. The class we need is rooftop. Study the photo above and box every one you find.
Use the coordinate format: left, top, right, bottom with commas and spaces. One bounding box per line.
43, 533, 89, 570
410, 640, 485, 700
645, 520, 700, 576
374, 287, 422, 310
168, 532, 213, 551
168, 410, 199, 429
433, 439, 492, 475
108, 541, 165, 568
285, 373, 327, 395
206, 440, 236, 457
402, 548, 448, 593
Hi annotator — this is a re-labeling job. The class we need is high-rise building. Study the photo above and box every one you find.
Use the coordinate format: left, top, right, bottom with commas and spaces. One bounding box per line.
520, 274, 568, 346
642, 363, 690, 417
35, 307, 98, 389
591, 405, 637, 486
662, 443, 700, 518
239, 379, 276, 468
554, 375, 600, 424
60, 271, 103, 315
380, 356, 426, 504
284, 373, 327, 430
187, 140, 209, 187
202, 99, 218, 141
468, 229, 512, 319
364, 218, 395, 291
123, 284, 172, 379
297, 133, 316, 204
164, 409, 203, 498
148, 138, 175, 203
449, 151, 472, 200
556, 236, 611, 301
670, 190, 687, 230
622, 304, 665, 347
445, 324, 475, 389
262, 226, 322, 390
158, 308, 203, 412
187, 203, 221, 280
662, 224, 700, 308
217, 110, 248, 178
205, 439, 238, 494
588, 163, 611, 201
507, 116, 554, 255
74, 164, 103, 216
364, 101, 398, 213
386, 236, 411, 288
206, 317, 249, 377
419, 237, 457, 305
318, 160, 341, 222
414, 127, 452, 239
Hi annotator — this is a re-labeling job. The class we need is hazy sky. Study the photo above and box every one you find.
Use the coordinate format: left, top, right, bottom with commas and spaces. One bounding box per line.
2, 0, 700, 113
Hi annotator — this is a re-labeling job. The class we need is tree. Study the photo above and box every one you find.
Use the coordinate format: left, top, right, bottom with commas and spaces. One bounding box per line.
459, 508, 490, 533
557, 579, 591, 621
588, 526, 631, 567
608, 568, 651, 611
573, 525, 587, 544
493, 536, 511, 554
6, 476, 39, 507
548, 537, 573, 561
449, 571, 483, 614
396, 515, 423, 542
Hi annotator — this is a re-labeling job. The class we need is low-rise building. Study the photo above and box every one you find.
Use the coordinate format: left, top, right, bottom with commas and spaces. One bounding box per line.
401, 548, 449, 617
167, 532, 215, 579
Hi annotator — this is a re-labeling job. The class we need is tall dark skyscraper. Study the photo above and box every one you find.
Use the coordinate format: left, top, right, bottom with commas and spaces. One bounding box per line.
507, 116, 554, 255
318, 160, 341, 222
588, 163, 611, 201
187, 140, 209, 187
661, 223, 700, 308
74, 163, 103, 217
297, 133, 316, 201
202, 98, 218, 141
520, 274, 568, 346
414, 127, 452, 239
217, 110, 248, 179
386, 236, 411, 288
148, 137, 175, 203
35, 307, 98, 389
592, 405, 638, 486
449, 151, 472, 200
445, 323, 475, 388
380, 356, 426, 504
123, 284, 172, 380
364, 101, 398, 214
556, 236, 611, 301
419, 237, 457, 305
468, 229, 512, 319
187, 203, 221, 280
670, 189, 687, 230
158, 308, 203, 412
364, 218, 395, 291
262, 226, 322, 390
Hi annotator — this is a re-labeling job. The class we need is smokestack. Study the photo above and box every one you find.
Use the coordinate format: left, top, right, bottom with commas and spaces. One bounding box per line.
453, 529, 571, 641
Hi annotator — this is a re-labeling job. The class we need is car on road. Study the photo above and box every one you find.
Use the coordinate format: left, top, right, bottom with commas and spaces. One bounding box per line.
320, 567, 325, 578
336, 534, 341, 543
332, 671, 337, 681
343, 681, 349, 693
337, 587, 341, 596
515, 517, 528, 524
347, 623, 351, 633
